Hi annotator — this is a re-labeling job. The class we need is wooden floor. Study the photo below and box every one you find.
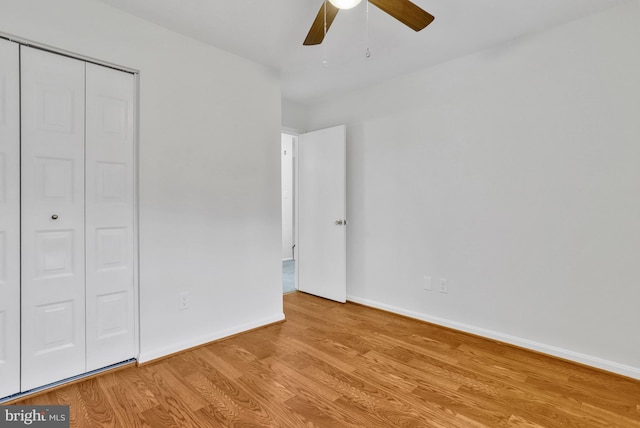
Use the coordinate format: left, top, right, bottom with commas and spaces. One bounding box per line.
14, 291, 640, 427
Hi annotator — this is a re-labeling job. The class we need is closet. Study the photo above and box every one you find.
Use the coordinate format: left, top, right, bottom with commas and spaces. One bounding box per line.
0, 38, 137, 399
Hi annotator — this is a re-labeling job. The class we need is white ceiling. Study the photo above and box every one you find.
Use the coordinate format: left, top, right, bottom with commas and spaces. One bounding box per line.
97, 0, 626, 105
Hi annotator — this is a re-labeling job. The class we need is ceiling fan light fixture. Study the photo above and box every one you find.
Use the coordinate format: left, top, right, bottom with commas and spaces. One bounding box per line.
328, 0, 362, 10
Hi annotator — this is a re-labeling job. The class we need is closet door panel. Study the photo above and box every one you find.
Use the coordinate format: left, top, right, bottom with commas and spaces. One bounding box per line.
0, 39, 20, 399
21, 47, 86, 391
85, 63, 135, 371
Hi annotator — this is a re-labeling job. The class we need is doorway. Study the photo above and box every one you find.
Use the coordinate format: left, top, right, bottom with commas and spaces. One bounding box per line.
280, 126, 347, 301
281, 133, 296, 294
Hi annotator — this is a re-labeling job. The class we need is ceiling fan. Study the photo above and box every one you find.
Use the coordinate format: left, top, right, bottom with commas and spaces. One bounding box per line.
304, 0, 435, 46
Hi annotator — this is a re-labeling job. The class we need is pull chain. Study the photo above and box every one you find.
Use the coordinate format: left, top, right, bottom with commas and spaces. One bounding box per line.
365, 0, 371, 58
323, 0, 329, 66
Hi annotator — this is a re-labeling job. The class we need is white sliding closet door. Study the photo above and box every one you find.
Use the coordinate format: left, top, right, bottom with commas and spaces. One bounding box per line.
0, 39, 20, 398
85, 63, 135, 371
21, 47, 87, 390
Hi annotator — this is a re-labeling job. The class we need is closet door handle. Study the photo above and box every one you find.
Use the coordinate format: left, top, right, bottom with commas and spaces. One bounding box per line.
51, 214, 59, 220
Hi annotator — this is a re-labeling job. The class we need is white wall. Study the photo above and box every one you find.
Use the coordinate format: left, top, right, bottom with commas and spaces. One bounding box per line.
282, 98, 310, 133
307, 1, 640, 378
0, 0, 283, 362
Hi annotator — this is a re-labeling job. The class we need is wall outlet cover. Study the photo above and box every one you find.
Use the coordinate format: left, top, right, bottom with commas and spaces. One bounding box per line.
178, 292, 190, 310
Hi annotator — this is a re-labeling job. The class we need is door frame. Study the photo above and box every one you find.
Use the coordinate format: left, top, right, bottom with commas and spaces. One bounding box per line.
0, 37, 21, 400
281, 130, 299, 292
0, 31, 139, 74
132, 71, 141, 363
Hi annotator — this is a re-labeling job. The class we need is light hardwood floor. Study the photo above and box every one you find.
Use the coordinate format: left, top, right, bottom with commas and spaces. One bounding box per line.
13, 291, 640, 427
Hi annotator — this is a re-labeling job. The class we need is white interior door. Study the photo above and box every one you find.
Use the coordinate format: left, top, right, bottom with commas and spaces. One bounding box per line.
297, 125, 346, 303
85, 63, 136, 371
0, 38, 21, 398
21, 47, 87, 390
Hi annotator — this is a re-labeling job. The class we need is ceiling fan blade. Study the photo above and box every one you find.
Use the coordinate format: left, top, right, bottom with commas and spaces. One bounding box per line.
304, 2, 340, 45
369, 0, 434, 31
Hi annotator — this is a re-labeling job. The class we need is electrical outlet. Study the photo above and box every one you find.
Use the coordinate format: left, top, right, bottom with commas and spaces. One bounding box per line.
178, 292, 190, 310
439, 278, 449, 294
423, 276, 432, 291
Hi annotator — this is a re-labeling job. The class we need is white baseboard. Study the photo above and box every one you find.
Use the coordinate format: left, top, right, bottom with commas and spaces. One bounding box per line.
347, 295, 640, 380
138, 313, 286, 364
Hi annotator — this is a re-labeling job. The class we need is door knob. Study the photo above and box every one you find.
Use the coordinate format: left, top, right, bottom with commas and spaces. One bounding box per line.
51, 214, 59, 220
335, 219, 347, 225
